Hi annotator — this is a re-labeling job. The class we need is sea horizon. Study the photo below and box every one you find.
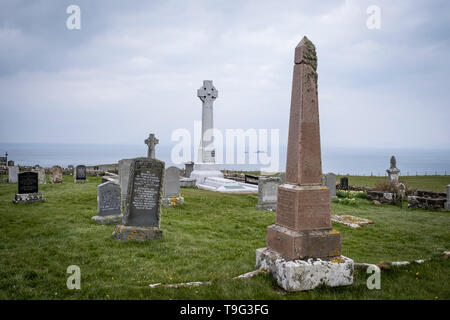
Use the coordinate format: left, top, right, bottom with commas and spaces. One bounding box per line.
1, 142, 449, 176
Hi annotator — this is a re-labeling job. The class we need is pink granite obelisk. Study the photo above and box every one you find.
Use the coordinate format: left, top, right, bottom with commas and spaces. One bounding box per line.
266, 37, 341, 260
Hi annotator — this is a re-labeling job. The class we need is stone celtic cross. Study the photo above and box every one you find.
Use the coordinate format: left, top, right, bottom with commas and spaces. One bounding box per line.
197, 80, 218, 163
145, 133, 159, 159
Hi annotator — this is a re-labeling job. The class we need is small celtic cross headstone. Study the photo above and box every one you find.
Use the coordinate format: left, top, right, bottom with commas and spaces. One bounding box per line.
145, 133, 159, 159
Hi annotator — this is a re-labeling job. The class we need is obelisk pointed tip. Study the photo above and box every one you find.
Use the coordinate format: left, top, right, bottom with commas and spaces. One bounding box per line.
294, 36, 317, 70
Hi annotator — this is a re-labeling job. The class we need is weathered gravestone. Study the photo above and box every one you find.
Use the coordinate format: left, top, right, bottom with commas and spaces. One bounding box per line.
256, 176, 281, 211
184, 161, 194, 178
162, 166, 184, 206
92, 181, 122, 224
113, 158, 164, 241
323, 173, 337, 201
340, 177, 349, 190
7, 160, 14, 167
256, 37, 353, 291
74, 165, 87, 183
387, 155, 400, 185
118, 158, 133, 211
8, 166, 19, 183
13, 172, 45, 204
33, 167, 46, 184
49, 166, 63, 184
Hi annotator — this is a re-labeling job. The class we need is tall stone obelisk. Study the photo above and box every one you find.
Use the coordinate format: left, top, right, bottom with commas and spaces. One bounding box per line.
190, 80, 224, 185
256, 37, 353, 291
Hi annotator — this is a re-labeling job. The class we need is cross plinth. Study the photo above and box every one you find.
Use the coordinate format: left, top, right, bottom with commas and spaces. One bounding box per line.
145, 133, 159, 159
197, 80, 218, 163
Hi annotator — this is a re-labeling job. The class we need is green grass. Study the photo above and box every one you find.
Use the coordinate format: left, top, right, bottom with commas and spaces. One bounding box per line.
0, 175, 449, 300
336, 175, 450, 192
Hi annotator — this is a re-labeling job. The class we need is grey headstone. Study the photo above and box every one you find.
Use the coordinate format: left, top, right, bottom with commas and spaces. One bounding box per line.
119, 159, 133, 210
97, 181, 121, 216
323, 173, 337, 200
49, 166, 63, 184
164, 166, 181, 198
184, 161, 194, 178
256, 176, 281, 210
8, 166, 18, 183
33, 167, 46, 184
123, 157, 165, 227
279, 172, 286, 184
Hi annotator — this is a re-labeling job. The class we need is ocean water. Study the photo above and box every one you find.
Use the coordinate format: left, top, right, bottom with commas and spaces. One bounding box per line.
1, 143, 449, 176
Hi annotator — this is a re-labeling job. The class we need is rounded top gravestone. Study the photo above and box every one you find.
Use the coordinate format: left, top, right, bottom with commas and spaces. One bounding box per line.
164, 166, 181, 198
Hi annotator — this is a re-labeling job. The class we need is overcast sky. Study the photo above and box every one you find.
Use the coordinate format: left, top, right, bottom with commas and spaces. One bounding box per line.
0, 0, 449, 149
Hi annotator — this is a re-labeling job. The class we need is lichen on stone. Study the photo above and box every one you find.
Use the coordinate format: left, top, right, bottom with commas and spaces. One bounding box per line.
298, 36, 317, 71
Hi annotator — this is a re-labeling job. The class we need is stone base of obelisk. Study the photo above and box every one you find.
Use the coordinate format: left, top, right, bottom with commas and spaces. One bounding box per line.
266, 225, 342, 260
113, 225, 162, 241
13, 193, 45, 204
256, 247, 354, 291
92, 214, 123, 225
161, 196, 184, 207
190, 163, 223, 186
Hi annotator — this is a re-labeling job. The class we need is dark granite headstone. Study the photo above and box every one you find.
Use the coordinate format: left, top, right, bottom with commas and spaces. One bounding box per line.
340, 177, 349, 190
123, 158, 164, 227
0, 157, 6, 166
113, 157, 165, 241
76, 165, 86, 180
7, 160, 14, 167
18, 172, 38, 194
13, 171, 44, 204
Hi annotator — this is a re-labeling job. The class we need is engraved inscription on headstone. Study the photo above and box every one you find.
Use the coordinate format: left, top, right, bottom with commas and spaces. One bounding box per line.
18, 172, 39, 194
98, 181, 121, 216
123, 158, 164, 227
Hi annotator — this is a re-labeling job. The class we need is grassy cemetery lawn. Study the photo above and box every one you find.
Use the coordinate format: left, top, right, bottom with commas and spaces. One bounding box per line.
0, 175, 449, 300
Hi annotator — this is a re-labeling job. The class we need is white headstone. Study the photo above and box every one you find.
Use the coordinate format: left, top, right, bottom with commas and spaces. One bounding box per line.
8, 166, 18, 183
